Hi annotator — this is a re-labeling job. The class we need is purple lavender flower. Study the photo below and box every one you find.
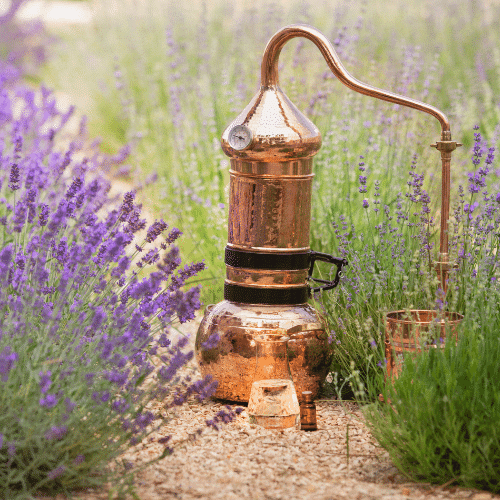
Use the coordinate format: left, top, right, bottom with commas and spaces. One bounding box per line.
105, 369, 129, 387
202, 333, 219, 350
133, 411, 155, 431
125, 209, 147, 233
65, 177, 83, 199
158, 246, 181, 274
8, 163, 20, 191
0, 243, 13, 266
205, 406, 242, 431
64, 398, 76, 413
47, 465, 65, 480
90, 306, 107, 331
44, 425, 68, 441
164, 228, 182, 245
146, 219, 168, 243
178, 261, 206, 281
119, 191, 136, 221
0, 67, 215, 495
39, 370, 52, 394
111, 398, 130, 414
38, 203, 49, 226
39, 394, 58, 408
158, 333, 171, 348
158, 349, 193, 382
0, 347, 18, 382
464, 201, 479, 220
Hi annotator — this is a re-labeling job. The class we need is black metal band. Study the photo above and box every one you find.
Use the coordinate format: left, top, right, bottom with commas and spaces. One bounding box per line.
224, 282, 309, 305
225, 247, 310, 271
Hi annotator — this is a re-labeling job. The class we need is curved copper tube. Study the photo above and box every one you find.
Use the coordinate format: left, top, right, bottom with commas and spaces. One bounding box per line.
261, 24, 462, 275
261, 24, 450, 135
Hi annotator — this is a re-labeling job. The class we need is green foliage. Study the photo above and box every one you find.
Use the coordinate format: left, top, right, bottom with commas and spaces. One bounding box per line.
0, 81, 214, 498
361, 285, 500, 492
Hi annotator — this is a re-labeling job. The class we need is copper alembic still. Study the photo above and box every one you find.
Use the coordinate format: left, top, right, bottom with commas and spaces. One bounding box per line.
194, 23, 463, 402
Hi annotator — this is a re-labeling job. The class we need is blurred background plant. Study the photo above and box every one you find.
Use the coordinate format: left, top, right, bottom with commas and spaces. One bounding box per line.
0, 0, 54, 83
39, 0, 500, 387
324, 125, 500, 491
317, 123, 499, 397
39, 0, 500, 306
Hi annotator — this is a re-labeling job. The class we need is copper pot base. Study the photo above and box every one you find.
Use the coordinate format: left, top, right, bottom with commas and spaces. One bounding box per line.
195, 301, 333, 403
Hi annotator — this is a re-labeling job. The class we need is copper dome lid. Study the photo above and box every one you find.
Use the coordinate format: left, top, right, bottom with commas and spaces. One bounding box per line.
221, 85, 321, 161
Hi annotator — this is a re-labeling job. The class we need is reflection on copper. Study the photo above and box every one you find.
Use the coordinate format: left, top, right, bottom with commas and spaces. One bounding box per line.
195, 302, 332, 402
247, 332, 300, 430
225, 267, 308, 287
227, 164, 313, 251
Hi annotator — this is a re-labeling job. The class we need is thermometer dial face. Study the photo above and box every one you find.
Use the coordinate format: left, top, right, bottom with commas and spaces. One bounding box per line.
228, 125, 253, 151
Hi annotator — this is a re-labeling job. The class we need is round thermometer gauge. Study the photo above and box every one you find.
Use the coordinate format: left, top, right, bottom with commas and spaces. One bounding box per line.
228, 125, 253, 151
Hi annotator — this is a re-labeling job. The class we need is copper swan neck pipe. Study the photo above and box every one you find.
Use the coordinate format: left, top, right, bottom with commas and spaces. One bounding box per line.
261, 24, 462, 283
261, 24, 451, 138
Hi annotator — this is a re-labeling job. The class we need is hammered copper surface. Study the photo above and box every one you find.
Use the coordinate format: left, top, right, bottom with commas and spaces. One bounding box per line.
227, 23, 461, 263
385, 310, 464, 378
228, 169, 312, 251
221, 87, 321, 162
195, 302, 332, 402
231, 158, 313, 176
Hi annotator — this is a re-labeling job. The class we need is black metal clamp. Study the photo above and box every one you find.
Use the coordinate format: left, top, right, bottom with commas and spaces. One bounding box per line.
223, 247, 347, 303
308, 250, 348, 293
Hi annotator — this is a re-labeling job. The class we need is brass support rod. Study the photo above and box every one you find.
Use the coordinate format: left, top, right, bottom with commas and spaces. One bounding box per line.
431, 140, 462, 290
261, 24, 463, 286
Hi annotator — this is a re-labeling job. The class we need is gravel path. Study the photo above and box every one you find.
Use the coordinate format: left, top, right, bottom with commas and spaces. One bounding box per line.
36, 394, 500, 500
36, 319, 500, 500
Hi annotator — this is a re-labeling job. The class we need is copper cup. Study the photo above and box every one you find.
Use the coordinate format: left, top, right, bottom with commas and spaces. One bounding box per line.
385, 309, 463, 378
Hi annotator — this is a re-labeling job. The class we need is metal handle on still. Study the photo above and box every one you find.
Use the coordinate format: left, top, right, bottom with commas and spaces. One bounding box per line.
308, 250, 348, 293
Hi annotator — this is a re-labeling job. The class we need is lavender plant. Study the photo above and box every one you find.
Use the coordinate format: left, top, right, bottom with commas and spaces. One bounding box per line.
318, 126, 500, 491
0, 0, 52, 82
315, 125, 499, 396
0, 77, 231, 498
29, 0, 500, 489
361, 254, 500, 492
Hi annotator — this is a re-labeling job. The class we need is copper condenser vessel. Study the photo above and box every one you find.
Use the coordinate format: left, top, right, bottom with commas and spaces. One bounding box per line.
195, 25, 350, 403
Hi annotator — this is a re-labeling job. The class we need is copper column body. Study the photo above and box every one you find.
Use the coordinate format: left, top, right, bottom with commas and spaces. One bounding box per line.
195, 24, 460, 402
